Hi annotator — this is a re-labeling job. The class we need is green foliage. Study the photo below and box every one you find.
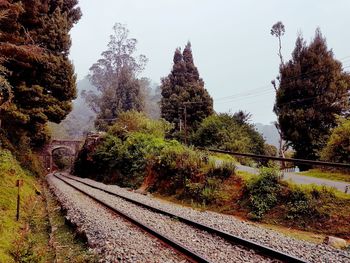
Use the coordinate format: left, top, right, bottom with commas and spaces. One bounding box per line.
245, 167, 282, 219
264, 143, 277, 156
117, 133, 173, 187
243, 167, 339, 223
108, 111, 172, 140
0, 0, 81, 147
74, 112, 237, 193
205, 160, 236, 180
321, 118, 350, 164
160, 42, 213, 134
0, 133, 44, 176
285, 187, 316, 220
285, 185, 336, 222
184, 178, 224, 205
274, 29, 350, 161
193, 112, 265, 154
80, 132, 180, 188
150, 144, 205, 193
52, 148, 72, 170
84, 23, 148, 131
0, 150, 44, 262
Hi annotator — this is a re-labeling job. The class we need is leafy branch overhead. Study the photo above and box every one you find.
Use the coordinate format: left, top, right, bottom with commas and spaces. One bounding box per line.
0, 0, 81, 147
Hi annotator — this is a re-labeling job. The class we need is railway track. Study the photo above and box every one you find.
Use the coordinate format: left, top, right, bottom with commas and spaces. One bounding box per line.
53, 173, 307, 263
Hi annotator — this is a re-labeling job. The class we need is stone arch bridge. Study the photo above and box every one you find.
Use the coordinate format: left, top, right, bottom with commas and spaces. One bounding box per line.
39, 139, 83, 172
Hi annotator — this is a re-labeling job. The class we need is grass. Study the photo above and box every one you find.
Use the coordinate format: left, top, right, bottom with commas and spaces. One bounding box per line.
236, 170, 257, 181
0, 149, 97, 262
300, 169, 350, 183
154, 167, 350, 242
208, 152, 237, 163
0, 149, 45, 262
259, 223, 326, 244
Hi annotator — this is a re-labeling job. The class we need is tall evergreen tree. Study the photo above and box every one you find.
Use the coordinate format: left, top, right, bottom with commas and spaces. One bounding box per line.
274, 29, 350, 161
83, 23, 148, 131
160, 42, 213, 135
0, 0, 81, 147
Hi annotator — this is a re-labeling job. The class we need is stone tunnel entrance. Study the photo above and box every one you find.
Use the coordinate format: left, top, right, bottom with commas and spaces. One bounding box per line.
39, 139, 83, 173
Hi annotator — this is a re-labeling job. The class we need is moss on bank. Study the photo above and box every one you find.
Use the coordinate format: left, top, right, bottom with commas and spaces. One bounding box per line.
0, 149, 97, 262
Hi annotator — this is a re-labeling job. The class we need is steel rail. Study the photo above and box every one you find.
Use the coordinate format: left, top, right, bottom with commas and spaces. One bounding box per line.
197, 147, 350, 169
53, 173, 210, 263
61, 173, 307, 263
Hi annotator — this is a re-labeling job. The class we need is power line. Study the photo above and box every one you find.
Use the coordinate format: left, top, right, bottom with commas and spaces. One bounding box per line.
214, 64, 350, 105
214, 56, 350, 102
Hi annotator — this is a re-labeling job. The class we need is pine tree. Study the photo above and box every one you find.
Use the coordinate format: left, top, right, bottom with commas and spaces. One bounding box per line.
160, 42, 213, 136
274, 29, 350, 161
0, 0, 81, 147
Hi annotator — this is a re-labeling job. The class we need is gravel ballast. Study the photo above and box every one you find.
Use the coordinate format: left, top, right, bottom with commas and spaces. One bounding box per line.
54, 174, 275, 263
47, 174, 190, 263
61, 173, 350, 263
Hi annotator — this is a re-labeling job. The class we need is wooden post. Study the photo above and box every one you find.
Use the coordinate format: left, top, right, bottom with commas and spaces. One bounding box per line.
16, 179, 23, 221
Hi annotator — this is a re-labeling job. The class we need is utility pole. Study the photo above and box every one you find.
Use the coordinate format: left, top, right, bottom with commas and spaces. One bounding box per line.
182, 101, 203, 145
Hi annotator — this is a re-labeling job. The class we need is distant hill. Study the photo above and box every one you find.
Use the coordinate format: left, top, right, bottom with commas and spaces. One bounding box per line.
255, 123, 279, 148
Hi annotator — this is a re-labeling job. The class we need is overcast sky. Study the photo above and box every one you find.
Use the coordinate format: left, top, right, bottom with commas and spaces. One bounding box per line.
69, 0, 350, 124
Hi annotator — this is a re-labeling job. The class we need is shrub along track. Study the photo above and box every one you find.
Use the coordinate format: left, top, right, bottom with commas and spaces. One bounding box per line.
53, 173, 306, 263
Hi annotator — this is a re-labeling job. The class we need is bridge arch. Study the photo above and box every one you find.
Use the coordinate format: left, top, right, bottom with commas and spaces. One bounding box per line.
39, 139, 83, 172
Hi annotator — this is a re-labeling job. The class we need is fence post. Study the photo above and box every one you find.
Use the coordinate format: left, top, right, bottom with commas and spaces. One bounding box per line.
16, 179, 23, 221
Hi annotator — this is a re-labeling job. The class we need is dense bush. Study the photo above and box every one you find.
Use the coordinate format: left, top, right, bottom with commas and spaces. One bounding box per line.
74, 111, 238, 200
285, 185, 334, 222
245, 167, 282, 219
205, 160, 236, 180
184, 178, 223, 205
244, 167, 335, 222
150, 144, 205, 193
321, 118, 350, 163
0, 132, 44, 176
193, 112, 265, 155
108, 111, 172, 140
91, 133, 176, 187
285, 187, 316, 220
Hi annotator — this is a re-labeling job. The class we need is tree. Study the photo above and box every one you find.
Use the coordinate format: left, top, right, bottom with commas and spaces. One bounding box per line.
274, 29, 350, 162
193, 112, 265, 155
0, 0, 81, 147
270, 21, 285, 65
270, 21, 288, 162
321, 118, 350, 164
160, 42, 213, 138
83, 23, 148, 131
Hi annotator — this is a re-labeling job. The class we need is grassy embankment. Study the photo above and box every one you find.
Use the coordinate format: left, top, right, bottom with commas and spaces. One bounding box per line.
75, 132, 350, 242
73, 111, 350, 244
157, 166, 350, 243
0, 149, 97, 262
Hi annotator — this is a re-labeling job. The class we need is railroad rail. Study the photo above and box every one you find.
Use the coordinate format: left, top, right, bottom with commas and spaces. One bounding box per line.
54, 173, 307, 263
53, 173, 209, 263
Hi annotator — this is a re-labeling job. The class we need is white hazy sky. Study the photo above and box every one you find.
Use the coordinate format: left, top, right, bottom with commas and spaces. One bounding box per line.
69, 0, 350, 124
